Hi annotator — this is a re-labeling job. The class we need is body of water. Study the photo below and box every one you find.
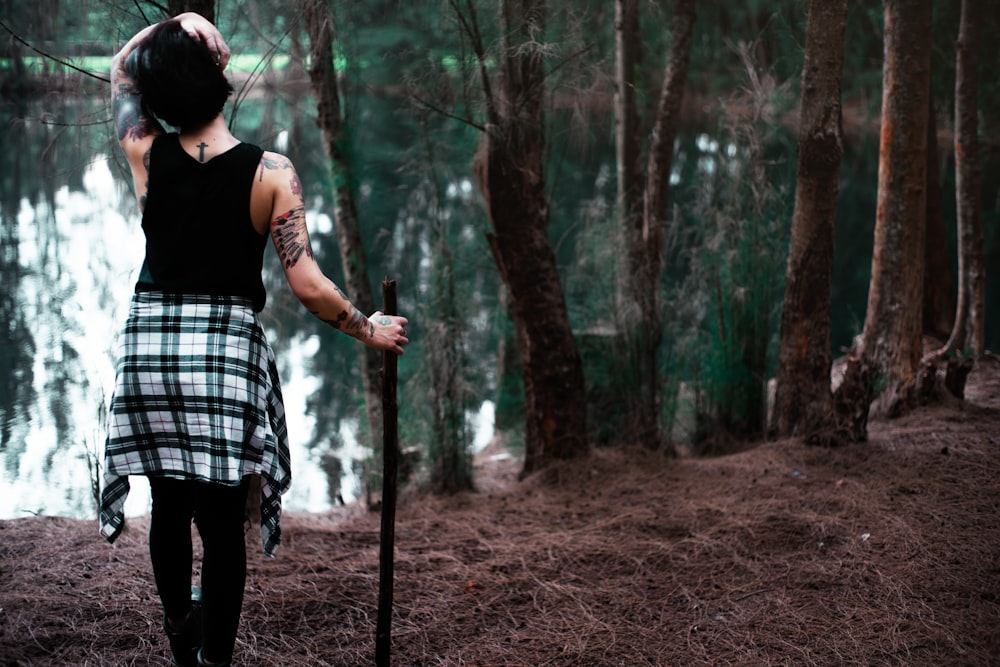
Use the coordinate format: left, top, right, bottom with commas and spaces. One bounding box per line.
0, 153, 357, 520
0, 124, 494, 523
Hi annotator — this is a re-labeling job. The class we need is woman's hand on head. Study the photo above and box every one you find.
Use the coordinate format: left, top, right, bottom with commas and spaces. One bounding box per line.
368, 311, 410, 355
175, 12, 231, 69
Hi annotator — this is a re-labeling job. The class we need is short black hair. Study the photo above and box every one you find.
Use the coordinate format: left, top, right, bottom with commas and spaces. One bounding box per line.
127, 19, 233, 129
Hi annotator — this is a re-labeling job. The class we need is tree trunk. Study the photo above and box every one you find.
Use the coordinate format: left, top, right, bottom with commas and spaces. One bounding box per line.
922, 94, 955, 340
473, 0, 588, 476
301, 0, 382, 447
617, 0, 695, 449
422, 134, 473, 494
946, 0, 985, 358
614, 0, 641, 215
923, 0, 985, 401
167, 0, 213, 20
772, 0, 847, 442
836, 0, 932, 433
612, 0, 645, 447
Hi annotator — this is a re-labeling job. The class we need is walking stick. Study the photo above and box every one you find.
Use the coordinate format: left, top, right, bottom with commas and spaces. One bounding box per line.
375, 279, 398, 667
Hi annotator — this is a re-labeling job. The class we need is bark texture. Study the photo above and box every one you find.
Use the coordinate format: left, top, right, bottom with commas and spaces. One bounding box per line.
772, 0, 847, 441
301, 0, 382, 446
612, 0, 644, 447
617, 0, 695, 448
836, 0, 932, 434
474, 0, 588, 475
922, 0, 985, 401
946, 0, 985, 358
426, 172, 473, 494
614, 0, 641, 216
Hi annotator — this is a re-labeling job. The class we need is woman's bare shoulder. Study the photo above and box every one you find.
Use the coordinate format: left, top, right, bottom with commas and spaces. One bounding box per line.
257, 151, 302, 202
259, 151, 295, 172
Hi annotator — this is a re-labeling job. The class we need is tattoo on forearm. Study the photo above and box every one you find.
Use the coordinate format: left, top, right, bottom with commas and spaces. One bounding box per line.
317, 307, 371, 338
349, 308, 373, 337
328, 310, 350, 330
271, 206, 311, 268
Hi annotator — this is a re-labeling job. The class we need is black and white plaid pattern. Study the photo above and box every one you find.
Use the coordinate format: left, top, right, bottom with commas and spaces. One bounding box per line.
99, 291, 291, 557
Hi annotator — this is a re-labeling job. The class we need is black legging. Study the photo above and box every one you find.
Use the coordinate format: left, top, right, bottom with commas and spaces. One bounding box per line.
149, 475, 251, 663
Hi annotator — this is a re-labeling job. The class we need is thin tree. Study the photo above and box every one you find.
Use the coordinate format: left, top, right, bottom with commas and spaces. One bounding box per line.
300, 0, 383, 448
613, 0, 644, 447
464, 0, 588, 475
615, 0, 696, 449
771, 0, 848, 441
418, 117, 473, 494
922, 0, 983, 400
835, 0, 932, 437
939, 0, 985, 362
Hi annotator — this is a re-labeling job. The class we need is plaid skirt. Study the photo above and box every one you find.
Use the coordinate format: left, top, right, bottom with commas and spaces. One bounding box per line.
99, 291, 291, 557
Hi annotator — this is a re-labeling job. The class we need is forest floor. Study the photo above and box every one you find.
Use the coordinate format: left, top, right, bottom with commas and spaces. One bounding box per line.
2, 357, 1000, 666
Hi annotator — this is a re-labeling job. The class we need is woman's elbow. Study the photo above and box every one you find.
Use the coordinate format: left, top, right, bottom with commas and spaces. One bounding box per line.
292, 283, 322, 310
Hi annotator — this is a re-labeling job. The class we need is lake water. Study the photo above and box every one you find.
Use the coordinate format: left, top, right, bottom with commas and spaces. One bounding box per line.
1, 155, 334, 519
0, 101, 495, 522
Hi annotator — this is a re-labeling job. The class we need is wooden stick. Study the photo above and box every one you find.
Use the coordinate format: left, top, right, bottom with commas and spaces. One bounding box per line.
375, 279, 398, 667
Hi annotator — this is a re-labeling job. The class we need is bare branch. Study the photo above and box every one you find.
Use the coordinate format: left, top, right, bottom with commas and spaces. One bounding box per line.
408, 92, 485, 132
132, 0, 160, 25
448, 0, 499, 127
228, 28, 294, 131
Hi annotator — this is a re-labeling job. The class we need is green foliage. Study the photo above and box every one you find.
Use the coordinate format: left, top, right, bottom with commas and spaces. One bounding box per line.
559, 159, 634, 446
839, 1, 885, 109
399, 170, 479, 494
664, 46, 792, 443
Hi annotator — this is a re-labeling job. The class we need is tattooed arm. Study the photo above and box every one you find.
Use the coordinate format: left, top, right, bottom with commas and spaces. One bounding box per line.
255, 151, 409, 354
111, 23, 162, 209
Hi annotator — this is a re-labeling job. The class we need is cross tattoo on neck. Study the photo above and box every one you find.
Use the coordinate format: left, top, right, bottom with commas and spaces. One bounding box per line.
197, 142, 208, 163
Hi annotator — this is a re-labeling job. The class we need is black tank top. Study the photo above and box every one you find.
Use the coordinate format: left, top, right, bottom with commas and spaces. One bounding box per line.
135, 133, 268, 311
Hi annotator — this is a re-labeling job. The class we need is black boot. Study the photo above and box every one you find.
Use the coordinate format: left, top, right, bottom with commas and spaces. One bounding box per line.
164, 599, 203, 667
196, 648, 232, 666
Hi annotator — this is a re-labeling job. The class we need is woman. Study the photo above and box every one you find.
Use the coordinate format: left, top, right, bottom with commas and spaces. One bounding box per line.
98, 13, 409, 667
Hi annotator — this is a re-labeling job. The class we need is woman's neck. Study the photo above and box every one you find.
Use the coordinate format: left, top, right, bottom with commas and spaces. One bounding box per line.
178, 116, 239, 163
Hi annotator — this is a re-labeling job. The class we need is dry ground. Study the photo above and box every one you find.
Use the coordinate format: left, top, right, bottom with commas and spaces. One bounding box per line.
2, 357, 999, 666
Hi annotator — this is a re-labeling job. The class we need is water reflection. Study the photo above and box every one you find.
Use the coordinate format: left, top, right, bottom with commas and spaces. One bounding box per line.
0, 153, 138, 518
0, 150, 374, 519
0, 97, 365, 521
2, 75, 515, 521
